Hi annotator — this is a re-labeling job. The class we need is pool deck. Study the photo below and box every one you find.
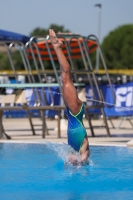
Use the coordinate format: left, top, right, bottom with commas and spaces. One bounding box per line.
1, 117, 133, 147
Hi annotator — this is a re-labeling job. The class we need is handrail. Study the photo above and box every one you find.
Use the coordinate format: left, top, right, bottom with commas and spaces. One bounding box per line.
68, 36, 98, 103
85, 35, 116, 108
8, 41, 39, 104
26, 37, 56, 105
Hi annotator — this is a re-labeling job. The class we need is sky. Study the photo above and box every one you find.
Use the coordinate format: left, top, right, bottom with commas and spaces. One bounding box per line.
0, 0, 133, 42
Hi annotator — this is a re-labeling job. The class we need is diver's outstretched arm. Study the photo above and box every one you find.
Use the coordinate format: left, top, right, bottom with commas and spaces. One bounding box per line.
49, 29, 82, 115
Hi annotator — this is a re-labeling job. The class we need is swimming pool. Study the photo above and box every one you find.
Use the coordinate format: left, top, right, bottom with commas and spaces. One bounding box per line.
0, 143, 133, 200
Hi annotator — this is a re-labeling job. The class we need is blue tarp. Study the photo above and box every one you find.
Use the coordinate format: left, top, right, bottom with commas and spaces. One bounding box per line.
3, 83, 133, 118
0, 29, 30, 44
86, 82, 133, 117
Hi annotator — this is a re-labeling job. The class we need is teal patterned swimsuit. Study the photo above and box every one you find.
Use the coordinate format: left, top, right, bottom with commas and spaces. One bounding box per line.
66, 103, 87, 152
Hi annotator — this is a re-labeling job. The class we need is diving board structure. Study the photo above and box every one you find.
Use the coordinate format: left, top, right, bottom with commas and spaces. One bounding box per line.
0, 83, 85, 88
0, 31, 116, 139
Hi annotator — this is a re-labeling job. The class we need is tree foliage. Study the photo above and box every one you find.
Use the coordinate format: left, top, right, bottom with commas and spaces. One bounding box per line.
101, 24, 133, 69
0, 53, 11, 70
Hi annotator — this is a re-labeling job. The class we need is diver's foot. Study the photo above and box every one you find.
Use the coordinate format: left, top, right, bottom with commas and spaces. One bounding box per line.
49, 29, 63, 49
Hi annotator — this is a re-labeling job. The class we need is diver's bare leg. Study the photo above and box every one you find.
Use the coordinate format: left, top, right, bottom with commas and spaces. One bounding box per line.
49, 29, 82, 115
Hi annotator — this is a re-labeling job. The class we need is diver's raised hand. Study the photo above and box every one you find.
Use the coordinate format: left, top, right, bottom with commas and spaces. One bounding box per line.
49, 29, 63, 49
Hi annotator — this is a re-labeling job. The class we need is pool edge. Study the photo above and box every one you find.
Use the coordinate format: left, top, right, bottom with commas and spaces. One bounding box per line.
0, 140, 128, 147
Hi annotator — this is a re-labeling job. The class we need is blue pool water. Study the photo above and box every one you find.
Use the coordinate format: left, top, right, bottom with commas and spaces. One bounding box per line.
0, 143, 133, 200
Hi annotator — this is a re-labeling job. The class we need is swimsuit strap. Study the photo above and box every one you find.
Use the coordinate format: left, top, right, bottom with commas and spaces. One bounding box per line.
67, 103, 84, 127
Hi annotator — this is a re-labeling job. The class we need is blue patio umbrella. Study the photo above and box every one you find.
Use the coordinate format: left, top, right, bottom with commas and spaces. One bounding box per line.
0, 29, 30, 44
